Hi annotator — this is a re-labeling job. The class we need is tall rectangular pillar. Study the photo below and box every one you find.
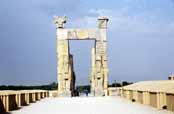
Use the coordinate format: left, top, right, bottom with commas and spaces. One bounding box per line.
15, 94, 21, 108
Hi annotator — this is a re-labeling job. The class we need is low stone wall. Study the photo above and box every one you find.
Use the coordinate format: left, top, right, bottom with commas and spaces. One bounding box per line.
115, 88, 174, 112
0, 90, 49, 113
108, 88, 118, 96
49, 90, 58, 97
166, 94, 174, 111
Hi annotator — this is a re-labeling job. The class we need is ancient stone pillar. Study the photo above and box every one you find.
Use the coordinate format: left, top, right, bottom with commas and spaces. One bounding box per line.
37, 92, 41, 100
126, 90, 130, 99
90, 48, 96, 95
54, 16, 109, 97
25, 93, 29, 105
2, 96, 7, 112
15, 94, 21, 107
46, 92, 49, 97
54, 16, 75, 97
157, 92, 167, 109
32, 93, 36, 102
143, 91, 150, 105
4, 95, 9, 112
57, 40, 71, 96
41, 92, 44, 98
93, 17, 109, 96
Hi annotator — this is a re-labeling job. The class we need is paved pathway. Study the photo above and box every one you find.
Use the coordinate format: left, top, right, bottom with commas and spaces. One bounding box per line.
10, 96, 171, 114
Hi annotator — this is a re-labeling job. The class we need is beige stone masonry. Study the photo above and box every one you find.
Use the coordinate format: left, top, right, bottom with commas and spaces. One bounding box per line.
114, 79, 174, 112
0, 90, 49, 113
54, 16, 109, 97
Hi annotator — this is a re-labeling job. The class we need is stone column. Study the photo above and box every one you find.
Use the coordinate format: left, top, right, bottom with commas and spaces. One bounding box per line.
32, 93, 36, 102
57, 40, 71, 97
126, 90, 130, 100
46, 92, 49, 97
120, 89, 123, 97
15, 94, 21, 108
25, 93, 29, 105
157, 92, 167, 109
4, 95, 9, 112
90, 48, 96, 96
37, 92, 41, 100
54, 16, 73, 97
43, 92, 45, 98
2, 96, 6, 111
41, 92, 44, 98
143, 91, 150, 105
93, 17, 109, 96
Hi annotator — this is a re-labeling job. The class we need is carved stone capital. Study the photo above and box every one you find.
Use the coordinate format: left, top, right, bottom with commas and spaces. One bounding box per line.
98, 16, 109, 29
54, 16, 67, 28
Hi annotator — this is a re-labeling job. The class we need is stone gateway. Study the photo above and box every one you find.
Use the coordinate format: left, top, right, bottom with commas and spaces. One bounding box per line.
54, 16, 109, 97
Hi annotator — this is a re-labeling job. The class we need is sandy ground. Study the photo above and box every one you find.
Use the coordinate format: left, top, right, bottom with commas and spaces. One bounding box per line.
10, 96, 172, 114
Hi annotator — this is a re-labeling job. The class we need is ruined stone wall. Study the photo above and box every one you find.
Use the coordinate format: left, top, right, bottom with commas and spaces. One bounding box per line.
54, 16, 109, 97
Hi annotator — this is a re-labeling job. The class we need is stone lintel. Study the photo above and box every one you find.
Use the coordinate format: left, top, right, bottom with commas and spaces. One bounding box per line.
57, 29, 99, 40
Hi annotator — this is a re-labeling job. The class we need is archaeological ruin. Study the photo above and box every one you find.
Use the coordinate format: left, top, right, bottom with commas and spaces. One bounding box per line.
54, 16, 109, 97
0, 16, 174, 113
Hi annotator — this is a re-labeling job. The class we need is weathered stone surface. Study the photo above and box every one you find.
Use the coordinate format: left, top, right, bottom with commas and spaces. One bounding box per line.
55, 16, 109, 97
98, 17, 109, 29
57, 29, 99, 40
0, 90, 49, 113
54, 16, 66, 28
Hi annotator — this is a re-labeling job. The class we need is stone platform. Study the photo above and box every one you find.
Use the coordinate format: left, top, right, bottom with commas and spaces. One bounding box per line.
10, 96, 171, 114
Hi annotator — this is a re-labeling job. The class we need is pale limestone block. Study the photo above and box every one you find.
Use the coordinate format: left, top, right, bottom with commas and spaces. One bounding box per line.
98, 29, 107, 41
88, 29, 98, 39
66, 29, 97, 40
76, 29, 89, 39
57, 29, 68, 40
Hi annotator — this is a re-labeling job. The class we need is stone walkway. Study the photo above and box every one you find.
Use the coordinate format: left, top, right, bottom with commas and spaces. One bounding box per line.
10, 96, 172, 114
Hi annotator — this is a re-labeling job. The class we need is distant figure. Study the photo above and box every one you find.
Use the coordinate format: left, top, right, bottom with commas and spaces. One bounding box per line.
84, 89, 88, 97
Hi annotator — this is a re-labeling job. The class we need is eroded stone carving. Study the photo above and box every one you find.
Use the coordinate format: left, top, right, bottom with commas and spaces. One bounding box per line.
54, 16, 109, 97
54, 16, 66, 28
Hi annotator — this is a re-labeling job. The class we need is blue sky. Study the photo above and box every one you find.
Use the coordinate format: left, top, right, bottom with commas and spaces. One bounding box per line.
0, 0, 174, 85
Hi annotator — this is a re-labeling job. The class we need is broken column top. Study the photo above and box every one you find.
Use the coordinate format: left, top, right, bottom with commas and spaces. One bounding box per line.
98, 16, 109, 21
54, 16, 109, 29
98, 16, 109, 29
54, 16, 67, 28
